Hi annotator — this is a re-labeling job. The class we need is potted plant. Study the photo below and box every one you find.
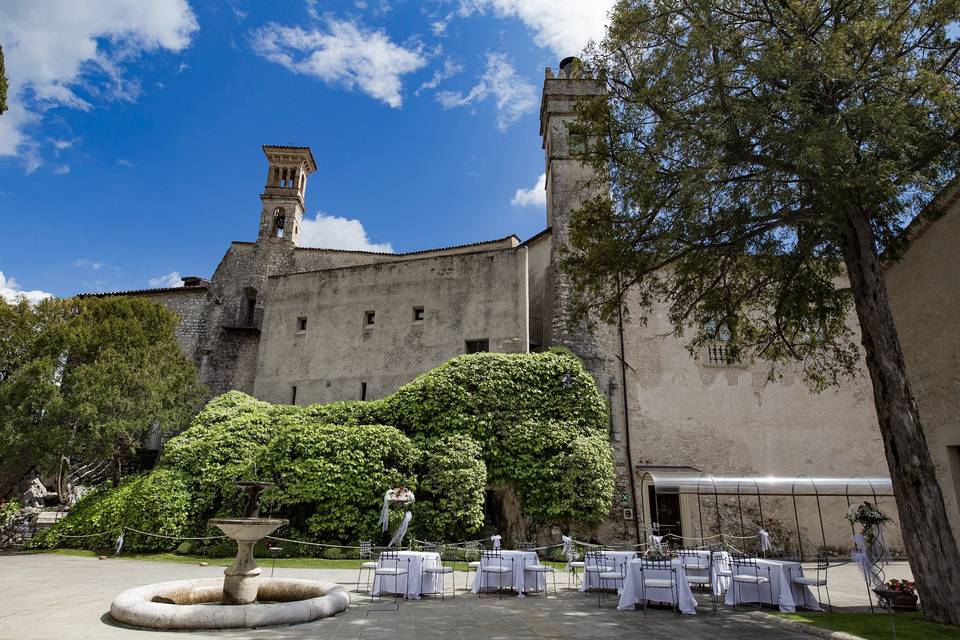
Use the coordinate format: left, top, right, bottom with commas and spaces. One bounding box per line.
874, 578, 918, 611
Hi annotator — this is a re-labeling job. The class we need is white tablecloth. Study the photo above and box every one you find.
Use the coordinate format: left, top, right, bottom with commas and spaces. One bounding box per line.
723, 559, 822, 612
372, 551, 441, 599
470, 551, 545, 595
580, 550, 637, 591
678, 550, 731, 596
618, 559, 698, 614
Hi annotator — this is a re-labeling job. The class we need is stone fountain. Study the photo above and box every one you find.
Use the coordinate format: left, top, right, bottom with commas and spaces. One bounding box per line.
209, 481, 287, 604
110, 480, 350, 630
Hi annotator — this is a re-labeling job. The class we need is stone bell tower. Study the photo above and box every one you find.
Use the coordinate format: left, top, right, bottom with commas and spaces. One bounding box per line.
539, 57, 608, 360
258, 145, 317, 245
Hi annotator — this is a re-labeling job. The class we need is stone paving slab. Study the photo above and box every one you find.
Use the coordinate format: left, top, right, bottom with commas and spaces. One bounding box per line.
0, 554, 903, 640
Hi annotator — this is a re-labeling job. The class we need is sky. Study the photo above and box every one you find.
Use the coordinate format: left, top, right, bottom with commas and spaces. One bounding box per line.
0, 0, 614, 301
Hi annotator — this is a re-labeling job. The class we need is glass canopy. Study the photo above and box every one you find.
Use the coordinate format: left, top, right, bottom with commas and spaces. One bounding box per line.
637, 466, 893, 497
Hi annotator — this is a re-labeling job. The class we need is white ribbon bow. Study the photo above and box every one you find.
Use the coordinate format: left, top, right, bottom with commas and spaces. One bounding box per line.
490, 534, 502, 550
388, 511, 412, 548
649, 534, 664, 549
758, 528, 772, 551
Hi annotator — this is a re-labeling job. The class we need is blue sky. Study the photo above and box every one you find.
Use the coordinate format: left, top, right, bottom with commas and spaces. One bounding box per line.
0, 1, 612, 300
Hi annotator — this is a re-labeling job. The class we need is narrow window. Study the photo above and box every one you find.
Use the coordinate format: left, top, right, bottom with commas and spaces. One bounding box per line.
465, 339, 489, 354
413, 306, 424, 322
361, 382, 367, 401
297, 316, 307, 332
365, 310, 376, 326
290, 385, 298, 405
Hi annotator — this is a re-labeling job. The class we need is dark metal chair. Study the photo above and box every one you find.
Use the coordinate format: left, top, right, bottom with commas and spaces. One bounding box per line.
523, 553, 558, 597
463, 541, 482, 591
422, 544, 455, 600
677, 547, 714, 613
788, 556, 832, 612
586, 550, 625, 607
373, 549, 411, 605
478, 549, 515, 599
583, 549, 614, 596
357, 540, 377, 593
639, 558, 680, 617
730, 554, 773, 611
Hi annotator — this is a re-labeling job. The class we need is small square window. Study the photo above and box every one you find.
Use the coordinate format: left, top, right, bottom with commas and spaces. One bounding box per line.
297, 316, 307, 332
465, 339, 489, 354
365, 310, 376, 326
413, 306, 424, 322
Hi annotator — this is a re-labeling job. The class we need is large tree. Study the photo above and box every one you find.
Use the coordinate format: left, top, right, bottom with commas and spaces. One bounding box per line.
0, 43, 7, 114
0, 296, 204, 493
564, 0, 960, 623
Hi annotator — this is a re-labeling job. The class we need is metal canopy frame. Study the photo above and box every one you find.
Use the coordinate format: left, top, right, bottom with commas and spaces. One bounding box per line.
637, 466, 895, 561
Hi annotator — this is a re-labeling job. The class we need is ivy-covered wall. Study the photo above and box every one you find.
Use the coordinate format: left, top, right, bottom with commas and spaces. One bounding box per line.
36, 350, 615, 551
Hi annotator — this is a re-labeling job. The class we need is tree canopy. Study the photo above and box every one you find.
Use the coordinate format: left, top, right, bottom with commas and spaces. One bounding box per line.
0, 296, 205, 492
0, 44, 7, 115
565, 0, 960, 623
36, 350, 615, 550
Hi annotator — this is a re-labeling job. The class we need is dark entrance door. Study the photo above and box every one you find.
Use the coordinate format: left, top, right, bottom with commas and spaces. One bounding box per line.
648, 486, 682, 538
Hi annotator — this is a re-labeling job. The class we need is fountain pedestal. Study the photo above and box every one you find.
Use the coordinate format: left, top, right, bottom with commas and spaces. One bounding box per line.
209, 517, 288, 605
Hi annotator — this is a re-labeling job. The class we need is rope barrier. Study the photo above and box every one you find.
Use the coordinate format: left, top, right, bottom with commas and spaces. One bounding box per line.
58, 529, 116, 539
268, 536, 361, 549
123, 527, 227, 541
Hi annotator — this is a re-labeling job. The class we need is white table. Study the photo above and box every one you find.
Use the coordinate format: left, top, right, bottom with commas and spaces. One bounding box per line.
372, 551, 441, 599
470, 551, 545, 596
723, 559, 822, 612
618, 558, 698, 614
580, 550, 637, 592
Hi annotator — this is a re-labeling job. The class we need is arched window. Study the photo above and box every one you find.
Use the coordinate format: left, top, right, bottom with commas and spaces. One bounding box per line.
272, 207, 286, 238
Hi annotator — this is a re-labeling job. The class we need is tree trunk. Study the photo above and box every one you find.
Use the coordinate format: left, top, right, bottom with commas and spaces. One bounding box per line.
111, 451, 121, 488
840, 203, 960, 623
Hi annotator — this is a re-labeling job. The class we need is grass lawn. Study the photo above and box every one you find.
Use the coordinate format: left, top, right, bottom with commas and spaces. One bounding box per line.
36, 549, 568, 571
775, 612, 960, 640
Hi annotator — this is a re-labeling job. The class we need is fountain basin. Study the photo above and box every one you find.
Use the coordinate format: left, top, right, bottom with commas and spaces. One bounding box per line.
209, 517, 288, 542
110, 578, 350, 629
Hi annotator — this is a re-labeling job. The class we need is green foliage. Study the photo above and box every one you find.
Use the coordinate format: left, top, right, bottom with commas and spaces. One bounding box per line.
34, 470, 195, 552
256, 421, 417, 542
0, 296, 204, 482
321, 546, 343, 560
0, 44, 6, 115
566, 0, 960, 390
414, 435, 486, 540
0, 499, 20, 526
46, 351, 613, 548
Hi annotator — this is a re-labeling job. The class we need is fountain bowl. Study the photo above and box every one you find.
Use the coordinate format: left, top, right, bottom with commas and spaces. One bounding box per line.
110, 578, 350, 630
208, 517, 288, 542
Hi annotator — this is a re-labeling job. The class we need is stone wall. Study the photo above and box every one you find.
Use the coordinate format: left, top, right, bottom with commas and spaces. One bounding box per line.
132, 288, 208, 357
885, 182, 960, 544
253, 246, 529, 405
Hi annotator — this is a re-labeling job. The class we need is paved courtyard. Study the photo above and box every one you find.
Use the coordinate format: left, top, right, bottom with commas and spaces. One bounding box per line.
0, 553, 908, 640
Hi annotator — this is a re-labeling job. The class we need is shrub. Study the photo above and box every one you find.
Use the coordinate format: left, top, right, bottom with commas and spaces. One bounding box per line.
414, 434, 486, 541
321, 546, 343, 560
34, 469, 195, 552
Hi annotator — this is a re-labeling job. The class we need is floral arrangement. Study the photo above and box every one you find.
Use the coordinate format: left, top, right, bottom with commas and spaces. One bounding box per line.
644, 546, 672, 561
845, 501, 891, 528
883, 578, 916, 595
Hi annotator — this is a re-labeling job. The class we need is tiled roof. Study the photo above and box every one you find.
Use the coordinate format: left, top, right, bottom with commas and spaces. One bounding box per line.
289, 234, 521, 256
78, 284, 208, 298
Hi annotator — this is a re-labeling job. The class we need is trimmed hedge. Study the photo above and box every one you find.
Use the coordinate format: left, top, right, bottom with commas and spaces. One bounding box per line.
38, 351, 614, 549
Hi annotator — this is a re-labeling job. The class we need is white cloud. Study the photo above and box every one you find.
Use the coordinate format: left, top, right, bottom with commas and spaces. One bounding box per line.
416, 58, 463, 96
0, 0, 198, 167
0, 271, 53, 304
436, 52, 537, 130
74, 258, 104, 270
53, 164, 71, 175
250, 18, 427, 108
299, 212, 393, 253
512, 173, 546, 207
116, 158, 135, 168
149, 272, 184, 288
461, 1, 613, 58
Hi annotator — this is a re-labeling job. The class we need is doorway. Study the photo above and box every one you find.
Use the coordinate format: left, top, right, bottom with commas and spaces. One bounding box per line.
648, 486, 682, 538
